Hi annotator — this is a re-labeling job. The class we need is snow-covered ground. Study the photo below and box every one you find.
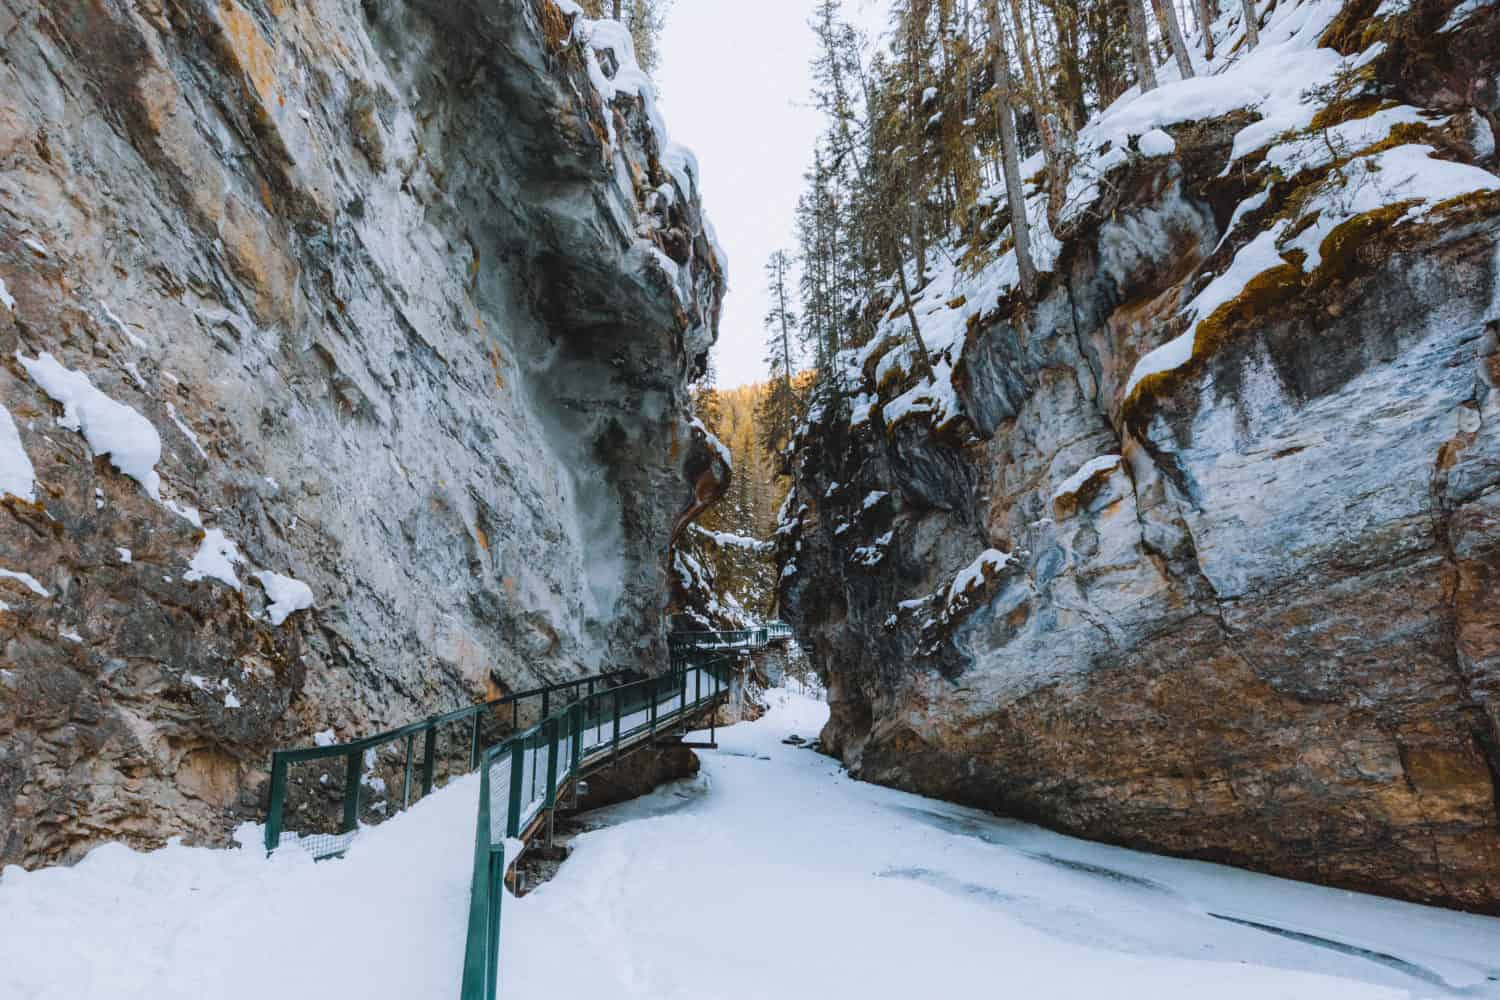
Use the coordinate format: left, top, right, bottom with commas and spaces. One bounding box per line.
3, 690, 1498, 999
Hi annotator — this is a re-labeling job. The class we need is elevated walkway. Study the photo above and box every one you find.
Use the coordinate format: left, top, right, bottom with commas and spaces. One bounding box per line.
259, 623, 798, 1000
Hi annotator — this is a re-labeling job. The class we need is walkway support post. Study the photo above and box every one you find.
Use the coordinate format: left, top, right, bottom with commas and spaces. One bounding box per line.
422, 725, 437, 796
402, 733, 415, 808
342, 748, 363, 834
264, 753, 288, 853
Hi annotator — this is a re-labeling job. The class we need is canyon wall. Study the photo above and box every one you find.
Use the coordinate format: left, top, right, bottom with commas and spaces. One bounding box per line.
780, 0, 1500, 911
0, 0, 723, 866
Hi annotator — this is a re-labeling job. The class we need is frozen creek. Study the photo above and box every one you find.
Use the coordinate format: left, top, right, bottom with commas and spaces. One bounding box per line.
2, 690, 1498, 999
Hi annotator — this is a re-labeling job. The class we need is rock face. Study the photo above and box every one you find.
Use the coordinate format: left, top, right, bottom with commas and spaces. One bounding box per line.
781, 3, 1500, 911
0, 0, 723, 866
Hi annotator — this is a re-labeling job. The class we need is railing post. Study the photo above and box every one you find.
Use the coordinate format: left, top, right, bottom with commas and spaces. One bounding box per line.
469, 711, 482, 770
485, 847, 503, 1000
571, 702, 583, 776
612, 689, 621, 759
342, 748, 363, 834
541, 689, 550, 720
506, 739, 525, 838
421, 725, 437, 796
264, 751, 288, 854
649, 678, 658, 738
543, 717, 560, 810
402, 733, 415, 808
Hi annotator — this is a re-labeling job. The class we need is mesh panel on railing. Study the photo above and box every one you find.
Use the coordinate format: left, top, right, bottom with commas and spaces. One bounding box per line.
517, 739, 548, 830
486, 754, 512, 846
273, 730, 423, 859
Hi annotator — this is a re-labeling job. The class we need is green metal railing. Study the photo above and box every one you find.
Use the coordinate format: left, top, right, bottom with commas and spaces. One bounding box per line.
264, 670, 633, 858
458, 649, 737, 1000
666, 621, 793, 657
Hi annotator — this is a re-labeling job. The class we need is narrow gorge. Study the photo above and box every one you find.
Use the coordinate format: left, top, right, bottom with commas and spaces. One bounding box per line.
2, 5, 1500, 995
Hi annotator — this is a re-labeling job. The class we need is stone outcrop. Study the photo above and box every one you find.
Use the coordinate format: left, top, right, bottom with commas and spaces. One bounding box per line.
780, 1, 1500, 912
0, 0, 722, 866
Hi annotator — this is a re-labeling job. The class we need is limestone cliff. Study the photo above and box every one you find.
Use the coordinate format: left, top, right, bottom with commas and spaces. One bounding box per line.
780, 0, 1500, 912
0, 0, 723, 866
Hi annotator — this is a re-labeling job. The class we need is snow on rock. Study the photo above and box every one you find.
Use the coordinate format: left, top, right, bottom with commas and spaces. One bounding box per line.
689, 525, 772, 555
1283, 144, 1500, 271
185, 529, 243, 590
100, 301, 149, 349
166, 402, 209, 460
1137, 128, 1176, 157
690, 417, 733, 470
253, 570, 315, 626
164, 500, 203, 528
0, 567, 50, 597
1051, 455, 1124, 503
1125, 142, 1499, 403
851, 531, 895, 568
0, 277, 14, 312
17, 352, 162, 499
0, 404, 36, 502
946, 549, 1012, 608
1123, 225, 1288, 400
116, 548, 132, 564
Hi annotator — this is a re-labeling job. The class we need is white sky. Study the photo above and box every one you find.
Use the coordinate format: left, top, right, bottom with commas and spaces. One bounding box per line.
656, 1, 889, 388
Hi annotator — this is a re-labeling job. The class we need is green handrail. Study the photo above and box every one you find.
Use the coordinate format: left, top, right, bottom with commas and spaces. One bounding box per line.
458, 639, 740, 1000
264, 669, 634, 857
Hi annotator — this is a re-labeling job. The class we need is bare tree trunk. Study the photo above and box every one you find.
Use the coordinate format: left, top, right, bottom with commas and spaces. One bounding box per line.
1150, 0, 1196, 78
1127, 0, 1157, 92
894, 263, 937, 382
906, 9, 927, 283
990, 0, 1038, 298
1198, 0, 1217, 59
1007, 0, 1070, 228
775, 261, 796, 409
612, 0, 622, 20
1240, 0, 1259, 47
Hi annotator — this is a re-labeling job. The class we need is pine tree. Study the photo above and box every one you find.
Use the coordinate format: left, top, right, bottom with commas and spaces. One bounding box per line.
1150, 0, 1196, 79
1127, 0, 1158, 92
1197, 0, 1218, 60
990, 0, 1038, 297
693, 355, 723, 433
758, 251, 804, 458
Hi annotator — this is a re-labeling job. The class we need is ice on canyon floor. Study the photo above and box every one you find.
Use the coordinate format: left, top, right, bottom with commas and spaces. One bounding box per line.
2, 691, 1496, 1000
